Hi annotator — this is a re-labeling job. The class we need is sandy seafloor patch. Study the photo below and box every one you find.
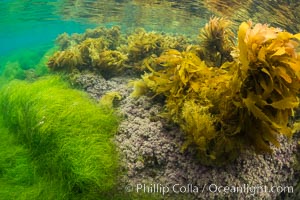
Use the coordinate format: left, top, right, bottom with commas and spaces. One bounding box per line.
75, 72, 298, 200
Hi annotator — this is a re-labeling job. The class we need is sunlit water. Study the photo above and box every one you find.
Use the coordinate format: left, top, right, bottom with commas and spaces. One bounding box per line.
0, 1, 93, 56
0, 0, 299, 68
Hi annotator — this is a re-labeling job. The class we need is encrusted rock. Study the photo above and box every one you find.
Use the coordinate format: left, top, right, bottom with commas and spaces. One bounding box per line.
74, 72, 298, 199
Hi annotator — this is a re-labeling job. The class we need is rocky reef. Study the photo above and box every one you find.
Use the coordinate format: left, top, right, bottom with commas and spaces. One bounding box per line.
133, 20, 300, 165
47, 18, 300, 199
73, 72, 298, 199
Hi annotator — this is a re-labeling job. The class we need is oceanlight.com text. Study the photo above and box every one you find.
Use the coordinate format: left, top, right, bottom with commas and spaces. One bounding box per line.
125, 183, 293, 196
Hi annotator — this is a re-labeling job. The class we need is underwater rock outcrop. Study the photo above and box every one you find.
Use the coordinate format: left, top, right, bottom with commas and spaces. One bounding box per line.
48, 20, 300, 166
48, 37, 128, 79
133, 20, 300, 165
123, 28, 190, 68
73, 71, 297, 200
55, 26, 125, 51
48, 26, 191, 78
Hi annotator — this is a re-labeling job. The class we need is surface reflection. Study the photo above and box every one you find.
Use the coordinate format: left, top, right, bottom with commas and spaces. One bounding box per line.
54, 0, 300, 33
1, 0, 300, 35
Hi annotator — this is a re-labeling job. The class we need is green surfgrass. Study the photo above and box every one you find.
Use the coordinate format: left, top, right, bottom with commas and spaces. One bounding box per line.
0, 76, 120, 199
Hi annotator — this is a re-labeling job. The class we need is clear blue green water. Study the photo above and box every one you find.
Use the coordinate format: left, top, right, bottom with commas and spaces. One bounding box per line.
0, 0, 203, 56
0, 0, 209, 77
1, 0, 299, 61
0, 1, 97, 66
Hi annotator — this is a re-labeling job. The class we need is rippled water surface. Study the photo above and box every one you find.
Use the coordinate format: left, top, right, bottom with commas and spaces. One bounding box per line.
0, 0, 300, 72
1, 0, 300, 59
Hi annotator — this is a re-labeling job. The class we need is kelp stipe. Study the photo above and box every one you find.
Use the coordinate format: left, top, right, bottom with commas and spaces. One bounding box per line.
0, 76, 121, 199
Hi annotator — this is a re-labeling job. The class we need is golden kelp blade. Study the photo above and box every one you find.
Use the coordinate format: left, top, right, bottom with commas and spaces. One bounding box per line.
133, 21, 300, 166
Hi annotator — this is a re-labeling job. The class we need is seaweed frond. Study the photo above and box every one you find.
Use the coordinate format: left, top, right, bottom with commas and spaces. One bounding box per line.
133, 21, 300, 166
198, 17, 235, 67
